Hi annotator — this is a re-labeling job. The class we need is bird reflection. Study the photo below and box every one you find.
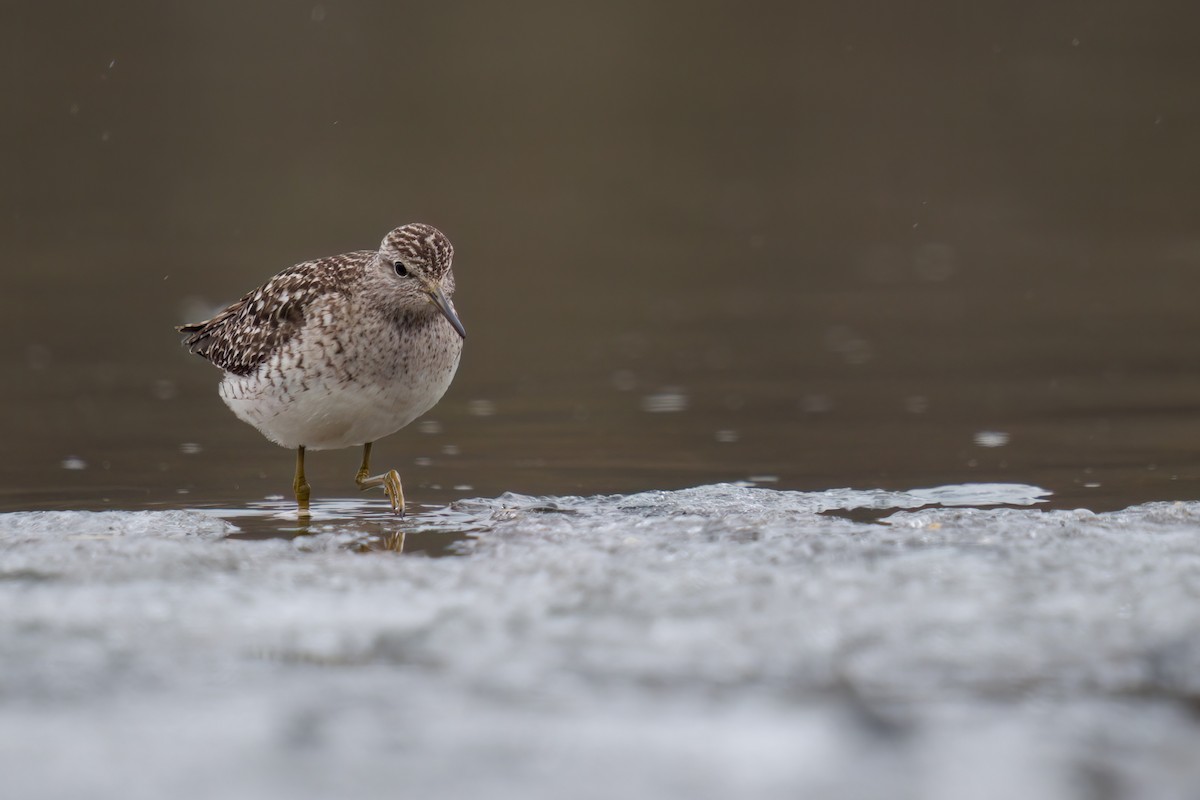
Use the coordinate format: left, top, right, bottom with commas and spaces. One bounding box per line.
217, 499, 474, 556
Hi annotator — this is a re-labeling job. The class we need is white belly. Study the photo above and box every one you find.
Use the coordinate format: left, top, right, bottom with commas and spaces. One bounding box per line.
218, 315, 462, 451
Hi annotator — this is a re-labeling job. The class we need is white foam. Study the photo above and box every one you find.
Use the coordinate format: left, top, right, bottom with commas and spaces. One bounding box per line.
1, 486, 1199, 798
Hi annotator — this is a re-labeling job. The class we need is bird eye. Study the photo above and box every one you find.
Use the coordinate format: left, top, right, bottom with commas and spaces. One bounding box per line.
393, 261, 408, 277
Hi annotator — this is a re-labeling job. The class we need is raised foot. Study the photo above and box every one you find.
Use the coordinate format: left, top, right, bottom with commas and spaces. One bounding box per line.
357, 469, 406, 516
381, 469, 405, 516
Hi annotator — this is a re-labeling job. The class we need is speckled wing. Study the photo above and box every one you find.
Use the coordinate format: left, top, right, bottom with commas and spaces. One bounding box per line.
178, 252, 372, 376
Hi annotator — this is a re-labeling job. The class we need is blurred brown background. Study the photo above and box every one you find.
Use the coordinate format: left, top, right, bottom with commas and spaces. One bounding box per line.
3, 1, 1200, 511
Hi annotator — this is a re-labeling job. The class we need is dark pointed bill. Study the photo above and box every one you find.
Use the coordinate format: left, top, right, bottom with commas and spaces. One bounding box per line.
428, 286, 466, 339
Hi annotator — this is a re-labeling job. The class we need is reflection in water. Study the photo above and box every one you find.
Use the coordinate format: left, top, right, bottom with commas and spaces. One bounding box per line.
214, 499, 485, 557
199, 480, 1051, 557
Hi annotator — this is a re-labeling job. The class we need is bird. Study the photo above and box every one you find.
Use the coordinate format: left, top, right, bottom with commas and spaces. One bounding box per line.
178, 223, 466, 515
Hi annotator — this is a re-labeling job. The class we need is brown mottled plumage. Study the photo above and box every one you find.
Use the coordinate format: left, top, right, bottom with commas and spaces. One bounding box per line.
179, 254, 366, 376
178, 223, 466, 515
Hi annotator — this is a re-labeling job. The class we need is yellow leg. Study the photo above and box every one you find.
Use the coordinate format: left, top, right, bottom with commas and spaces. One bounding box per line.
293, 446, 311, 513
354, 441, 372, 485
355, 442, 405, 516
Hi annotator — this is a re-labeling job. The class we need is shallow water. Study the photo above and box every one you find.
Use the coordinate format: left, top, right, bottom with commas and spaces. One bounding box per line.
5, 5, 1200, 517
6, 3, 1200, 798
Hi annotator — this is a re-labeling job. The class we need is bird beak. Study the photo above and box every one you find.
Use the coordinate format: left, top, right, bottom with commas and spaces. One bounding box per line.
427, 285, 466, 339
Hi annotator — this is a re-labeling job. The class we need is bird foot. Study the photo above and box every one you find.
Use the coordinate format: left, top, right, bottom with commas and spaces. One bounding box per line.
357, 469, 405, 516
293, 477, 311, 514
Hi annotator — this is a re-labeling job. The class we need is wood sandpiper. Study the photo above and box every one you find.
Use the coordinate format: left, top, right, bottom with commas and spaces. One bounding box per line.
178, 223, 466, 515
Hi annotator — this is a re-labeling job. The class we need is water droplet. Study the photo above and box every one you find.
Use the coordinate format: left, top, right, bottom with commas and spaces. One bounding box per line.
715, 430, 739, 443
180, 442, 203, 455
974, 431, 1010, 448
453, 484, 473, 492
418, 420, 442, 434
414, 457, 433, 467
61, 456, 87, 470
467, 399, 497, 417
442, 444, 460, 456
641, 388, 689, 413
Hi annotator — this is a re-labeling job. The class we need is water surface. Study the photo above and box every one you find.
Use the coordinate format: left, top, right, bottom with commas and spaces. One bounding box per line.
4, 3, 1200, 514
